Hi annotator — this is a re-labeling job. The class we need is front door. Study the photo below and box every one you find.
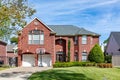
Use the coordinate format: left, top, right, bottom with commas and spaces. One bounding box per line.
56, 51, 66, 62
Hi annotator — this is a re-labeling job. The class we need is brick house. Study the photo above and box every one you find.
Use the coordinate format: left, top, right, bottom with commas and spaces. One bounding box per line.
0, 42, 18, 66
7, 45, 18, 66
0, 40, 7, 65
18, 18, 99, 67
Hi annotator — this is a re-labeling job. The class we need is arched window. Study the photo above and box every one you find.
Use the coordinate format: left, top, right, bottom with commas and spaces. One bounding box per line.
28, 30, 44, 44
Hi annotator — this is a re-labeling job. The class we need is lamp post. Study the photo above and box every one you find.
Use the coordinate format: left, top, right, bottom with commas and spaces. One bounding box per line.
36, 48, 45, 67
39, 50, 43, 67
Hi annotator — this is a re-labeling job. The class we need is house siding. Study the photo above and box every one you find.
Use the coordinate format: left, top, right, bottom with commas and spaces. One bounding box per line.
106, 35, 120, 55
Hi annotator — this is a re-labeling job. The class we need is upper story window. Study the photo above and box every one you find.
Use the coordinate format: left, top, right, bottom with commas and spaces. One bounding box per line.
28, 30, 44, 44
82, 35, 87, 44
74, 36, 78, 45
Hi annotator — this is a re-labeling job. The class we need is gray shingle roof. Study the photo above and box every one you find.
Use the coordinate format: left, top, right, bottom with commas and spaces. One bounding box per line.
111, 32, 120, 46
7, 44, 16, 52
0, 40, 7, 44
48, 25, 99, 36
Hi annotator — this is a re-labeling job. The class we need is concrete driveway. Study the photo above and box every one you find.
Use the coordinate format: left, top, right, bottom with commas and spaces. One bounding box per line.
0, 67, 52, 80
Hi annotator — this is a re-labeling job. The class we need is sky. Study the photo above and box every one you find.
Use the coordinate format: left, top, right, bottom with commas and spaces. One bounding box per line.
28, 0, 120, 44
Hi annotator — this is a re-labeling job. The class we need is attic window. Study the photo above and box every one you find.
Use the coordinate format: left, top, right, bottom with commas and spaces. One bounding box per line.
34, 21, 38, 26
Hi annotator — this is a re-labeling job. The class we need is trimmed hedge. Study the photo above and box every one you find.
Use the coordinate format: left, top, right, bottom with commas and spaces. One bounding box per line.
53, 62, 96, 68
53, 62, 113, 68
97, 63, 113, 68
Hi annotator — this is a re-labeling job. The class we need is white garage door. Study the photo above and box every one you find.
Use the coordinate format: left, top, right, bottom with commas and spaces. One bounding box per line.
112, 55, 120, 66
38, 54, 52, 67
22, 54, 35, 67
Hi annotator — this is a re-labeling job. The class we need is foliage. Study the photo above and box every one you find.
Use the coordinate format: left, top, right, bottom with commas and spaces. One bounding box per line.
103, 38, 109, 44
88, 44, 104, 63
105, 55, 112, 63
67, 40, 71, 62
53, 62, 96, 68
97, 63, 112, 68
28, 67, 120, 80
0, 0, 36, 40
10, 36, 18, 44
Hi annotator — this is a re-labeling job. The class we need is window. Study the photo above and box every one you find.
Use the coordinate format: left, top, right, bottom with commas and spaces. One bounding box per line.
82, 52, 87, 61
82, 35, 87, 44
28, 30, 44, 44
74, 36, 78, 45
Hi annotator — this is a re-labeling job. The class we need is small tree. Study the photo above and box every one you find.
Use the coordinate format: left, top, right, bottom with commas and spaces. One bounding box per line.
10, 36, 18, 44
88, 44, 104, 63
68, 40, 71, 62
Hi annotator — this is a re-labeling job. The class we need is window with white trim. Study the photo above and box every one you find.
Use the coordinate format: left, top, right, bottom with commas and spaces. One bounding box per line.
82, 35, 87, 44
28, 30, 44, 44
82, 52, 87, 61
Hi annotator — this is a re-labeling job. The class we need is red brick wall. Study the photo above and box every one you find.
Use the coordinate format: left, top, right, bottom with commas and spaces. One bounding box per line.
18, 19, 55, 66
7, 52, 18, 57
78, 35, 99, 61
0, 42, 7, 64
55, 35, 99, 62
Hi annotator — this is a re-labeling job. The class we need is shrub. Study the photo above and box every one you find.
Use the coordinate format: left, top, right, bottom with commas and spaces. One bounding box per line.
53, 62, 96, 68
105, 55, 112, 63
67, 40, 71, 62
53, 62, 73, 68
88, 44, 104, 63
97, 63, 112, 68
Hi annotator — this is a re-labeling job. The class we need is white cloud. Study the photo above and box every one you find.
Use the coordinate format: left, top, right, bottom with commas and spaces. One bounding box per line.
29, 0, 120, 43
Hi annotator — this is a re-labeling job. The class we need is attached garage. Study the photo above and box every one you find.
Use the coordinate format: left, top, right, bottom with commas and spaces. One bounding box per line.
22, 54, 35, 67
112, 55, 120, 66
38, 54, 52, 67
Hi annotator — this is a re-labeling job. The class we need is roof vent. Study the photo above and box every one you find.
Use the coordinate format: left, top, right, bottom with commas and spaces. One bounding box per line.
34, 21, 38, 26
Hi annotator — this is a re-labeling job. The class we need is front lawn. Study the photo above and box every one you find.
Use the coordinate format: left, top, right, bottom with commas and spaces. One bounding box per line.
28, 67, 120, 80
0, 67, 8, 71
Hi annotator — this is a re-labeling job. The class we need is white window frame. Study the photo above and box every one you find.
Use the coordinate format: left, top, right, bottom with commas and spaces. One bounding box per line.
82, 52, 87, 61
28, 30, 44, 45
82, 35, 87, 44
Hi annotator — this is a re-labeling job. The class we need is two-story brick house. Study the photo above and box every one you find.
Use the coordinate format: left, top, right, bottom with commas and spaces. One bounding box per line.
18, 18, 99, 67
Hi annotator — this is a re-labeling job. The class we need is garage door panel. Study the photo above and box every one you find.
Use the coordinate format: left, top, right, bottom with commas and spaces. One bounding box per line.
38, 55, 52, 67
22, 54, 35, 67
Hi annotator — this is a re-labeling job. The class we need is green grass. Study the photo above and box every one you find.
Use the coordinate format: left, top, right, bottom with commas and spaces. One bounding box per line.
28, 67, 120, 80
0, 67, 8, 71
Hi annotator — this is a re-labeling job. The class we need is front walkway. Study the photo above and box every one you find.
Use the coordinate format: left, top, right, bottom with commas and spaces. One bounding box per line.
0, 67, 52, 80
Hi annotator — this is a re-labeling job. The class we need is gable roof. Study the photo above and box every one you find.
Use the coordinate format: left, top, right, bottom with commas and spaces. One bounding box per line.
23, 17, 55, 33
7, 44, 16, 52
48, 25, 99, 36
111, 32, 120, 46
0, 40, 7, 45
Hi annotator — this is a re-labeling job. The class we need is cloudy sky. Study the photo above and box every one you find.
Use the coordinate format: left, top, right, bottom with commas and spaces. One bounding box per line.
28, 0, 120, 43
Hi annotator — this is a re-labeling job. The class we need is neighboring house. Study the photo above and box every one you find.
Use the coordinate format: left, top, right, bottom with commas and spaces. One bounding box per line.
18, 18, 100, 67
0, 41, 18, 66
7, 45, 18, 66
106, 32, 120, 66
0, 40, 7, 65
